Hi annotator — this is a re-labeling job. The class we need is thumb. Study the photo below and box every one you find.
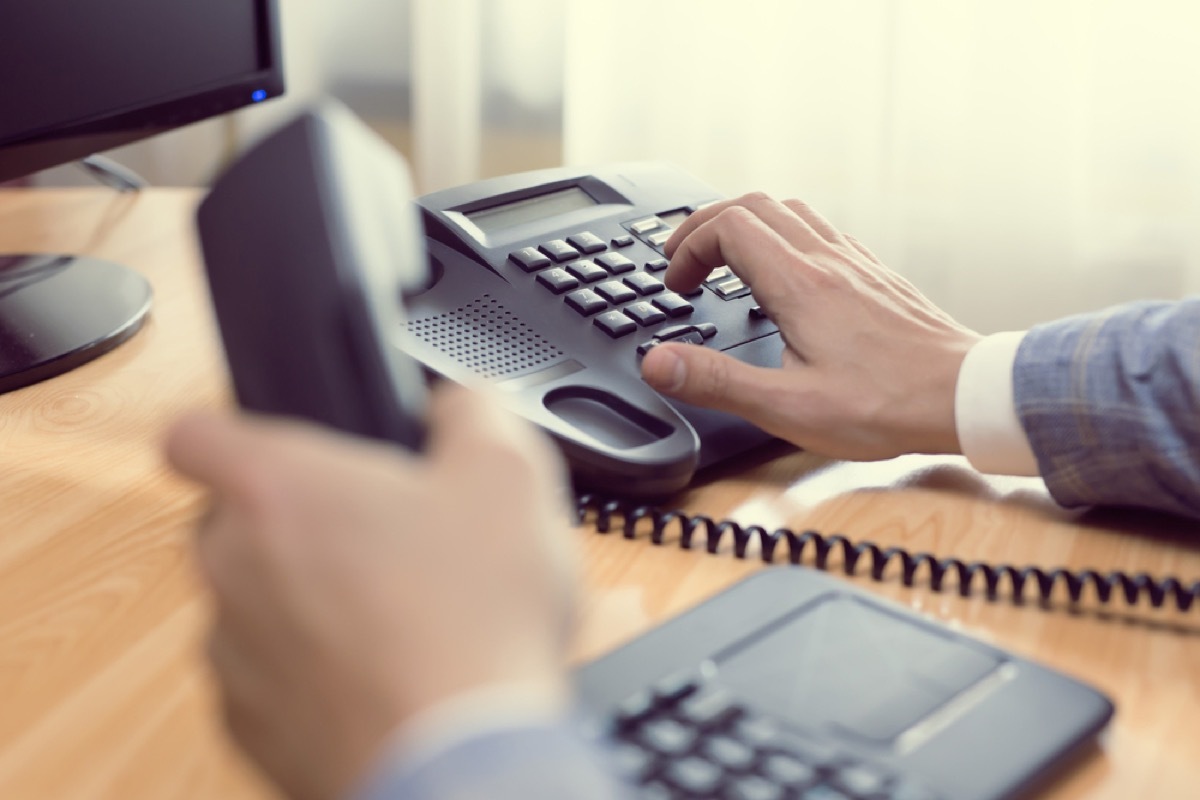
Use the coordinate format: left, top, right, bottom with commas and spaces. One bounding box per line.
641, 342, 789, 424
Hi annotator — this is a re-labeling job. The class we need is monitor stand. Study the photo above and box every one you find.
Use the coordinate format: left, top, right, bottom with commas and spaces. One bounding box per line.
0, 253, 152, 395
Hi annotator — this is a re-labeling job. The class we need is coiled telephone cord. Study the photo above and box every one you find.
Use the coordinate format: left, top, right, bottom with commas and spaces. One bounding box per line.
574, 493, 1200, 612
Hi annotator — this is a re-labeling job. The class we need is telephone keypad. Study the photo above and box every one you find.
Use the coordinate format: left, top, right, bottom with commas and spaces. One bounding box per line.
540, 239, 581, 262
510, 246, 552, 272
625, 301, 667, 327
565, 289, 608, 317
514, 226, 768, 347
536, 268, 580, 294
598, 253, 638, 274
652, 293, 694, 318
568, 260, 609, 283
623, 273, 665, 296
601, 676, 943, 800
596, 281, 638, 305
568, 231, 608, 254
595, 311, 638, 338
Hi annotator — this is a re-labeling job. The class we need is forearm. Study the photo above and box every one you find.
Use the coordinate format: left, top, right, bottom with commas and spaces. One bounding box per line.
1013, 298, 1200, 518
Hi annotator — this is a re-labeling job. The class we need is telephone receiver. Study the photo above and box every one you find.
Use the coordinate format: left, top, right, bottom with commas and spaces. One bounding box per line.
197, 103, 784, 496
197, 102, 427, 452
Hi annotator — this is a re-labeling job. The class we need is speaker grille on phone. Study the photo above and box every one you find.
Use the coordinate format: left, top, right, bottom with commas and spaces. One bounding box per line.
406, 295, 565, 379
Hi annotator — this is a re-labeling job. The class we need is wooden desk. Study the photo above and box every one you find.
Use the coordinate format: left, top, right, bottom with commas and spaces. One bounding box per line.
0, 188, 1196, 799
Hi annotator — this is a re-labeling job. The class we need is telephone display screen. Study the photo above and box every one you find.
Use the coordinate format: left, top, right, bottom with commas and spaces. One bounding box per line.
466, 186, 596, 234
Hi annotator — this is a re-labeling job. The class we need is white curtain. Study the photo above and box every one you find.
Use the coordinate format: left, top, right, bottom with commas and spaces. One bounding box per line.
418, 0, 1200, 332
560, 0, 1200, 331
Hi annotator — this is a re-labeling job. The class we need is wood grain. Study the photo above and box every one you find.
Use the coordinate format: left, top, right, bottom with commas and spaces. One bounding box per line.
0, 188, 1196, 799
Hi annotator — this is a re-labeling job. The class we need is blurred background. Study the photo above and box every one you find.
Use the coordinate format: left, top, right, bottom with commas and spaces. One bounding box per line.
38, 0, 1200, 333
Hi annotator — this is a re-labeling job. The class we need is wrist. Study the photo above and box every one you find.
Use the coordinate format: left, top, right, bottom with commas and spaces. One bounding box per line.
893, 329, 982, 457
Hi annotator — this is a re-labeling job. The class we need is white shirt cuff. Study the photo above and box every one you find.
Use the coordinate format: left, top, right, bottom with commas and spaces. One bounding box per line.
954, 331, 1040, 477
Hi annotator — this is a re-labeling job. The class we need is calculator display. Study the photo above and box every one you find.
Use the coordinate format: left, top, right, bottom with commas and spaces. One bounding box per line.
466, 186, 596, 234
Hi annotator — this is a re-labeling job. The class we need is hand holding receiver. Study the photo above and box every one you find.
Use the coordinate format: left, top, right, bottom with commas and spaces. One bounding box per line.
187, 104, 580, 799
167, 385, 577, 800
641, 193, 982, 461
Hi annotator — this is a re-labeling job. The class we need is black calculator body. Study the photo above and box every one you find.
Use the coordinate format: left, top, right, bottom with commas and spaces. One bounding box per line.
413, 163, 784, 496
576, 568, 1113, 800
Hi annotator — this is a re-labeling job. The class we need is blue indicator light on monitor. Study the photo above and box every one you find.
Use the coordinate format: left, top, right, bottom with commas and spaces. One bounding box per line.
251, 89, 268, 103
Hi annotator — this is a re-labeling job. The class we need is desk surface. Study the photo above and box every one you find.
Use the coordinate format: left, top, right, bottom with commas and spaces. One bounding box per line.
0, 188, 1197, 799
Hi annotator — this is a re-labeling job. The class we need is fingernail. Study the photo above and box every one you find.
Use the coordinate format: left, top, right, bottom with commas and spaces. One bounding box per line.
647, 348, 687, 392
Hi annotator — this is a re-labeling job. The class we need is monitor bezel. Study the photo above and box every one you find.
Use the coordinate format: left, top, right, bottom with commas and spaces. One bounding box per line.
0, 0, 285, 183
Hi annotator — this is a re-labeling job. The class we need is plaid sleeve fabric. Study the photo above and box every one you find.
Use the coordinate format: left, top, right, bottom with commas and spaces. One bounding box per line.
351, 722, 630, 800
1014, 297, 1200, 518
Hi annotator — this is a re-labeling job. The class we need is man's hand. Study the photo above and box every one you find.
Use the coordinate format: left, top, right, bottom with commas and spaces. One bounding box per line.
166, 385, 576, 800
641, 193, 982, 460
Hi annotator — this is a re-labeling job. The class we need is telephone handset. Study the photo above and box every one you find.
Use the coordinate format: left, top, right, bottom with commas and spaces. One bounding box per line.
197, 102, 427, 451
411, 163, 784, 496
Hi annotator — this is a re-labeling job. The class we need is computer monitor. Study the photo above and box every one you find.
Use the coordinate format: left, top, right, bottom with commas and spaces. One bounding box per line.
0, 0, 284, 394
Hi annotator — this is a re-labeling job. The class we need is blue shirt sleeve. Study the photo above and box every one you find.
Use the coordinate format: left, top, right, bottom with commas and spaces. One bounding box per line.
350, 721, 631, 800
1014, 297, 1200, 518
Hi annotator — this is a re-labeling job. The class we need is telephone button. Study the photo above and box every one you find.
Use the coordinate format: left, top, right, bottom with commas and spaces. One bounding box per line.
647, 230, 673, 248
715, 277, 750, 299
652, 323, 715, 343
645, 258, 669, 273
652, 293, 694, 318
624, 272, 665, 296
636, 325, 710, 357
611, 234, 635, 248
510, 247, 552, 272
625, 301, 667, 327
536, 268, 580, 295
540, 239, 581, 263
597, 252, 637, 274
567, 259, 608, 283
596, 280, 638, 305
630, 218, 662, 235
749, 304, 769, 320
567, 231, 607, 254
595, 311, 638, 338
565, 289, 608, 317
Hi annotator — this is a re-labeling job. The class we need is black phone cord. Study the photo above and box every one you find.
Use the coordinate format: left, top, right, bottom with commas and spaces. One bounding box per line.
574, 493, 1200, 612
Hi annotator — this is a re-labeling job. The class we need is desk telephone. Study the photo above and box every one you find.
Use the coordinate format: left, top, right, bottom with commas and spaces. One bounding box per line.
197, 105, 1119, 800
410, 162, 781, 496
